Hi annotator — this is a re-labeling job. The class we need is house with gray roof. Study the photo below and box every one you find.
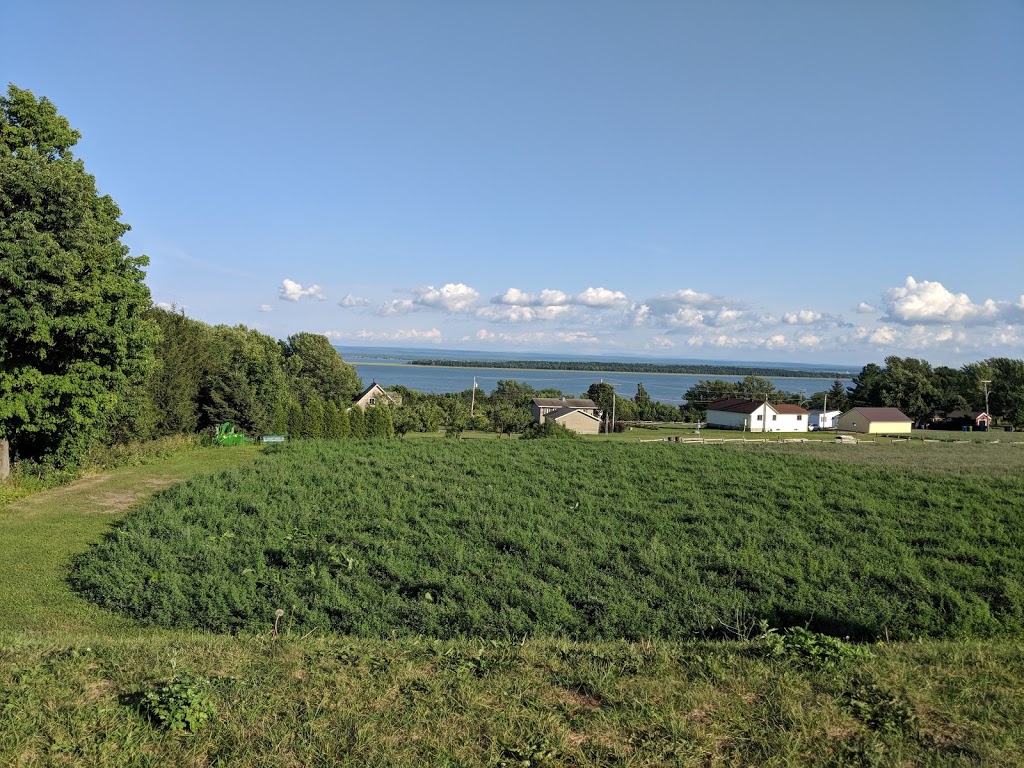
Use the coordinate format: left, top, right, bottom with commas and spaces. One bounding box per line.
530, 398, 603, 435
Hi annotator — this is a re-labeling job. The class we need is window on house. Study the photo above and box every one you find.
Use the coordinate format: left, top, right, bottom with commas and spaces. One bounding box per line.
797, 415, 802, 420
756, 414, 763, 421
772, 414, 777, 421
368, 397, 376, 405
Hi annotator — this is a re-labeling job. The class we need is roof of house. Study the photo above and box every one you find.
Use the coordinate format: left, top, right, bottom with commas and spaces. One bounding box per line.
532, 398, 598, 409
355, 382, 396, 403
947, 410, 989, 419
844, 407, 912, 422
772, 403, 810, 415
706, 399, 807, 415
546, 406, 602, 422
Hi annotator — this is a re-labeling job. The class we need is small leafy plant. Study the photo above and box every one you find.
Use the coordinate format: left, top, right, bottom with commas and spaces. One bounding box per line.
142, 673, 216, 732
756, 622, 872, 670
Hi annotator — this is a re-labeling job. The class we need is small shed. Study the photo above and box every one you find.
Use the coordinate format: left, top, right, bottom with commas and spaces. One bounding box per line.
836, 407, 912, 434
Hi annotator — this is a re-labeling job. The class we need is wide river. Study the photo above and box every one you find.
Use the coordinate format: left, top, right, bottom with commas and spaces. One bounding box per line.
346, 356, 852, 406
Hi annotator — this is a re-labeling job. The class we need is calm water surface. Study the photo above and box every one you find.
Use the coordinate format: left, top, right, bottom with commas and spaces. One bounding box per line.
351, 362, 849, 405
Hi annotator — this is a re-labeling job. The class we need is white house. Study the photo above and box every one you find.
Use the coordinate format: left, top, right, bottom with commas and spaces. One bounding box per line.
705, 398, 809, 433
808, 409, 842, 430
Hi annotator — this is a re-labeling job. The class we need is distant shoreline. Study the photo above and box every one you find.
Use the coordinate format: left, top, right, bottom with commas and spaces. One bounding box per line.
409, 359, 853, 380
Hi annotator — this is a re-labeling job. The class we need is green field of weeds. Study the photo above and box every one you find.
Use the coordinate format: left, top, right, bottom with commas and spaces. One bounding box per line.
2, 439, 1023, 766
71, 440, 1024, 641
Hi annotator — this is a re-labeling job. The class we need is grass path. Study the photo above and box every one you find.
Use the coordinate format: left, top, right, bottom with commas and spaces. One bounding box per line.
0, 446, 260, 638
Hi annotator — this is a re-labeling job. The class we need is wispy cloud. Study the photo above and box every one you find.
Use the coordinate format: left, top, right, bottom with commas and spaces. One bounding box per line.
325, 328, 444, 343
338, 294, 372, 308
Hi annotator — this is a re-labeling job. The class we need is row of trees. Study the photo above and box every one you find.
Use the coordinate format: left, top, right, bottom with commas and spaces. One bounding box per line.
846, 356, 1024, 427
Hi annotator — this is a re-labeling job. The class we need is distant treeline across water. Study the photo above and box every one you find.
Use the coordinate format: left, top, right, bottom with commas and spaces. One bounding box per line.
410, 359, 854, 380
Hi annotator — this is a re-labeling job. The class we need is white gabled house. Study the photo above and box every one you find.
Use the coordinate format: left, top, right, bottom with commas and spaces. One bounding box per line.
705, 398, 809, 433
808, 409, 842, 430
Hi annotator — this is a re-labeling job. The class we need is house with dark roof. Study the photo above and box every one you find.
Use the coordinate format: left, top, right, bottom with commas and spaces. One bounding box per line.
353, 382, 402, 410
705, 398, 809, 432
530, 398, 603, 435
944, 410, 991, 431
836, 407, 912, 434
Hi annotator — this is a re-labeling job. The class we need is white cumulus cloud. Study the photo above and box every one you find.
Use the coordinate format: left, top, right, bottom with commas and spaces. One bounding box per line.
279, 279, 326, 302
575, 287, 629, 308
782, 310, 823, 325
883, 277, 1002, 325
492, 288, 570, 307
412, 283, 479, 313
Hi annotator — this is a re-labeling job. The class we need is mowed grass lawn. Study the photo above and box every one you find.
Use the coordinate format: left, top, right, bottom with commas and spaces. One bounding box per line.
1, 439, 1023, 766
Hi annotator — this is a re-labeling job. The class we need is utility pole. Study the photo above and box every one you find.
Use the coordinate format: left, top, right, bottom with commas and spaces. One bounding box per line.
611, 385, 616, 434
762, 393, 770, 434
470, 376, 477, 416
981, 379, 992, 422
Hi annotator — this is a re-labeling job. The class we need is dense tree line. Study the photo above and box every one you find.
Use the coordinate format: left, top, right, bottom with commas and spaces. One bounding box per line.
136, 308, 366, 441
846, 356, 1024, 428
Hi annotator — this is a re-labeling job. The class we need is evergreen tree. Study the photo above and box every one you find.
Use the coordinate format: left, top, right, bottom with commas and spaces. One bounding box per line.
366, 404, 395, 438
348, 406, 367, 438
302, 397, 326, 439
287, 401, 303, 439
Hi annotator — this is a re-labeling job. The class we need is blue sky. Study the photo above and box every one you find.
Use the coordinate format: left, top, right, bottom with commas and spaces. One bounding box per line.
7, 1, 1023, 365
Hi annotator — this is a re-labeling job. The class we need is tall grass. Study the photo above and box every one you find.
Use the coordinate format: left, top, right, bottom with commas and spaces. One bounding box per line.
70, 439, 1024, 641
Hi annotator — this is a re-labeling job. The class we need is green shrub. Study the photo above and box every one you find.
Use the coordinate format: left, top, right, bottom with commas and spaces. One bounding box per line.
757, 624, 872, 669
141, 673, 216, 732
520, 421, 581, 440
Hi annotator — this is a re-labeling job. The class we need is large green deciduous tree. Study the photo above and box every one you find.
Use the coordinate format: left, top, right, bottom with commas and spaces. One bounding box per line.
284, 332, 361, 405
1, 85, 155, 468
985, 357, 1024, 428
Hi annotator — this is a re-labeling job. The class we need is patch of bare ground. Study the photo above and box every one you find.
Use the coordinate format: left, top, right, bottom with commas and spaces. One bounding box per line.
555, 688, 602, 710
82, 679, 116, 704
84, 491, 147, 514
14, 473, 185, 516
